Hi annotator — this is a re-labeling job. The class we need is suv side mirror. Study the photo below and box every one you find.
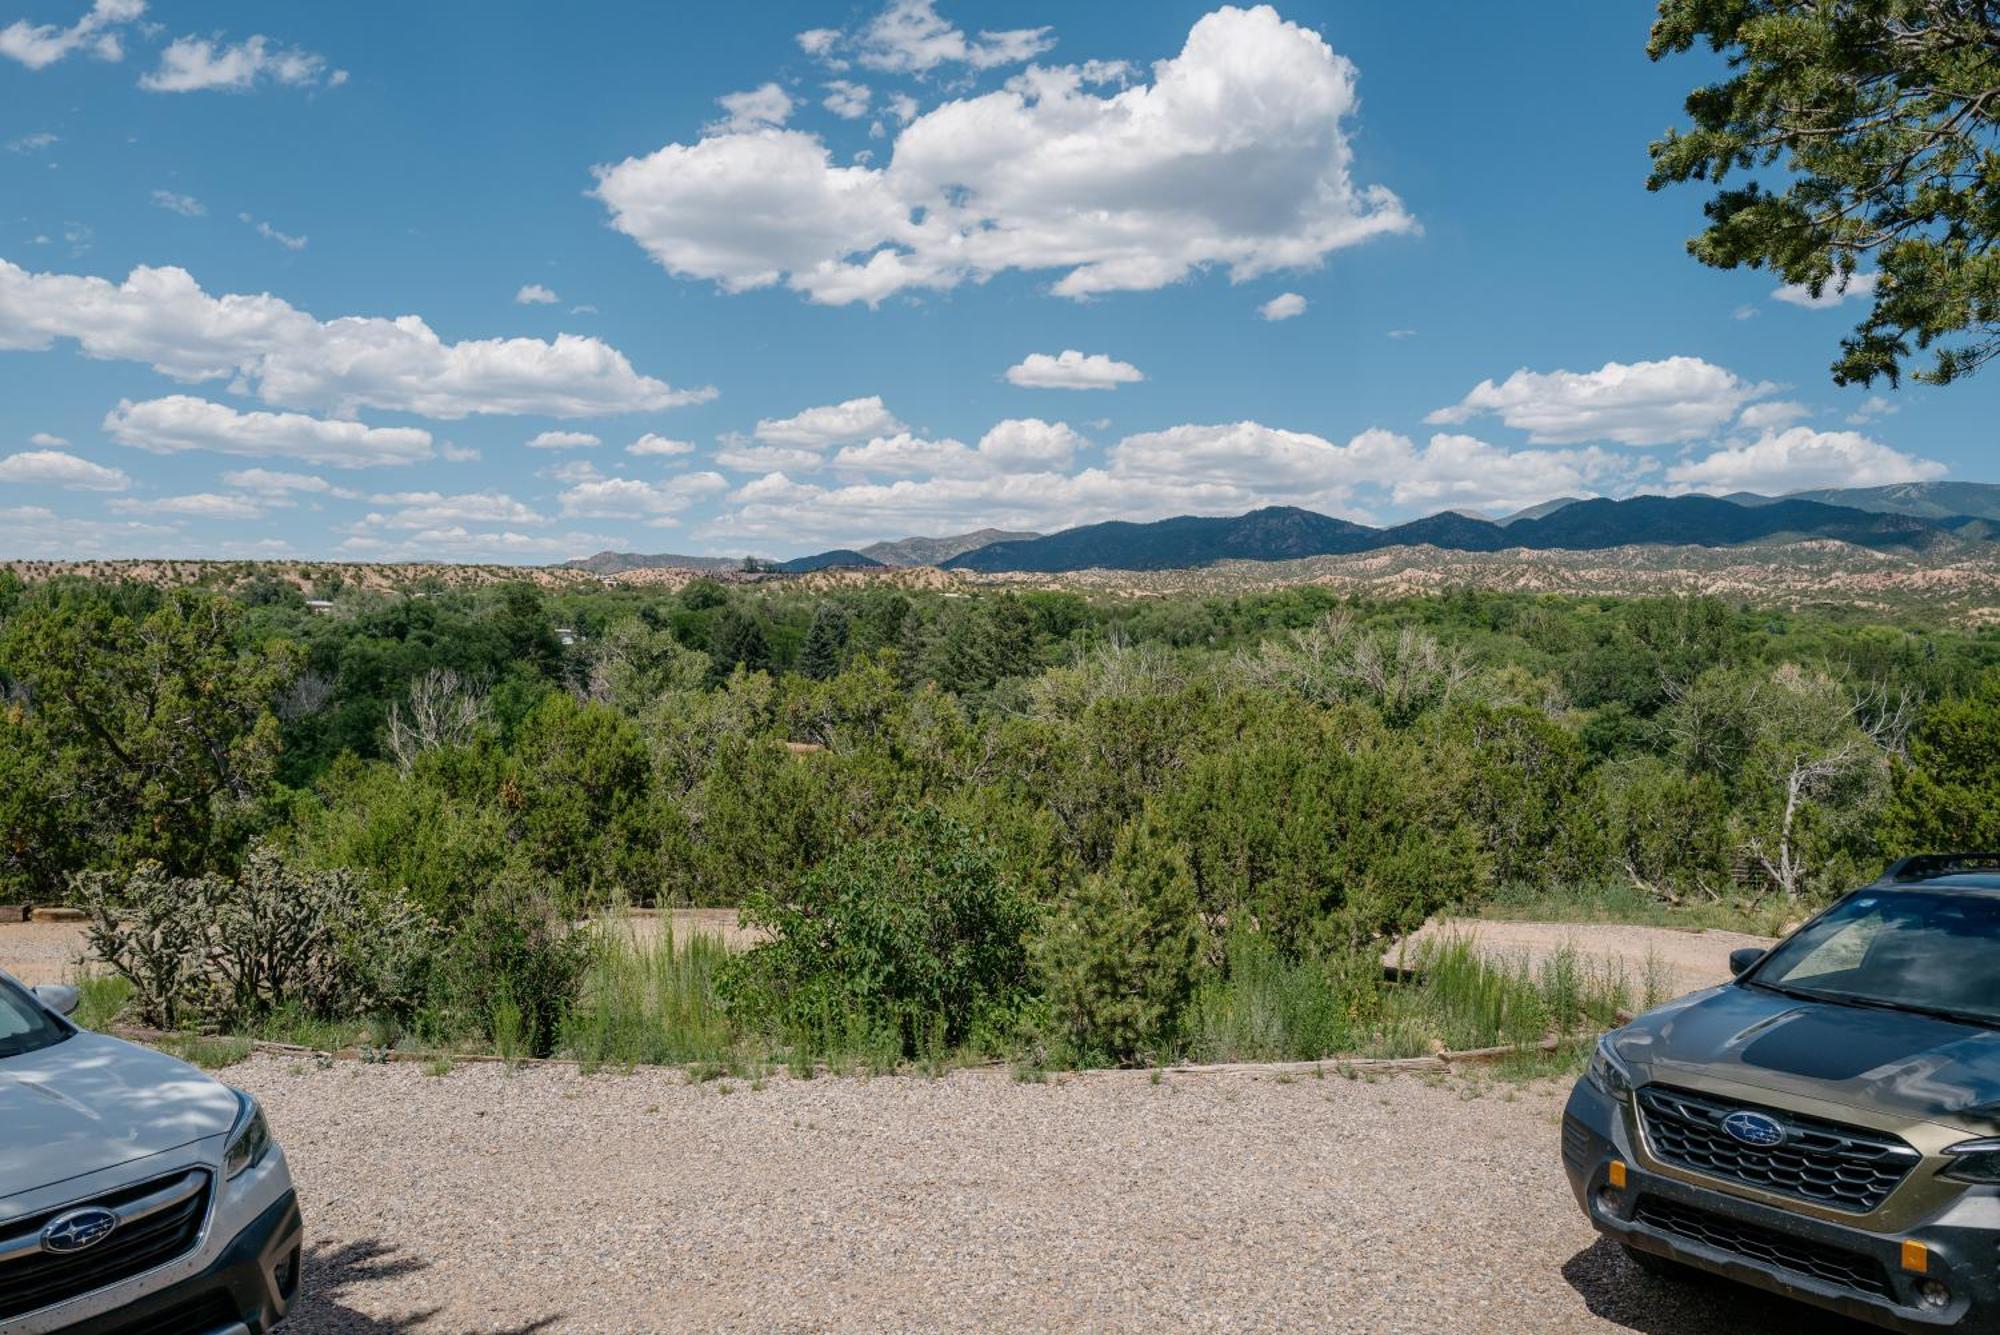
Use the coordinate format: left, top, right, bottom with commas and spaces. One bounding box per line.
1728, 947, 1765, 978
32, 983, 79, 1017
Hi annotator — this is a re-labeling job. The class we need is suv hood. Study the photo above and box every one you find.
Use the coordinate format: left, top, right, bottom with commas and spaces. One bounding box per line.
1615, 984, 2000, 1131
0, 1031, 238, 1208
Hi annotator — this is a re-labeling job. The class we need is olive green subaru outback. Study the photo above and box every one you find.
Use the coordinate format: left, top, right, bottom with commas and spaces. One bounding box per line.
1565, 854, 2000, 1333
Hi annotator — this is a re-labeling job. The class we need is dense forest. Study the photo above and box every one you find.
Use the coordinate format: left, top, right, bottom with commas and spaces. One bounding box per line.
3, 568, 1997, 1065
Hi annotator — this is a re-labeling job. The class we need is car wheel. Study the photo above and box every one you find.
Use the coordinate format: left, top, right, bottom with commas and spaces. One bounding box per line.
1621, 1243, 1693, 1280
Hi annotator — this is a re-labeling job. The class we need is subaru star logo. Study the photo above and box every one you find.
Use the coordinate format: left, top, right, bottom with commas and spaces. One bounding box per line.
40, 1206, 118, 1255
1721, 1110, 1788, 1148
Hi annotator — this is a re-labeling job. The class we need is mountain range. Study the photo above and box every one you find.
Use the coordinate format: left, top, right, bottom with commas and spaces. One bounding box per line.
563, 480, 2000, 577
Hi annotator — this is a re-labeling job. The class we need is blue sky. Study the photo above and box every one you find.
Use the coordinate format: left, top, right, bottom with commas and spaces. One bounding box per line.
2, 0, 1992, 561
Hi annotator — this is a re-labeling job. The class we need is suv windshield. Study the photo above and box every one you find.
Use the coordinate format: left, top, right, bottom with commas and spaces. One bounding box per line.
0, 977, 69, 1060
1749, 888, 2000, 1028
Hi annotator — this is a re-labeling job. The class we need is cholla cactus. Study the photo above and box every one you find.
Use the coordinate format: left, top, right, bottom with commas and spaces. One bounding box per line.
73, 848, 440, 1030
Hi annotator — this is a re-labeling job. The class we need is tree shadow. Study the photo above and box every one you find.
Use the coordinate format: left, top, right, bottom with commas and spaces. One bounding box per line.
1562, 1236, 1876, 1334
285, 1238, 561, 1333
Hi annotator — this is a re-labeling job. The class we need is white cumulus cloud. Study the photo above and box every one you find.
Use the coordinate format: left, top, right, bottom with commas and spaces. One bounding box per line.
109, 492, 265, 519
1427, 356, 1774, 446
1773, 271, 1879, 310
0, 448, 129, 490
103, 396, 434, 467
753, 395, 903, 447
700, 417, 1643, 549
593, 6, 1412, 305
558, 473, 729, 522
0, 0, 142, 70
823, 80, 871, 119
1666, 427, 1945, 495
1005, 350, 1143, 391
1259, 292, 1307, 321
1735, 400, 1812, 432
515, 283, 559, 305
0, 259, 711, 419
627, 433, 695, 456
223, 467, 355, 497
847, 0, 1052, 73
527, 430, 601, 450
364, 492, 549, 529
141, 33, 344, 93
711, 82, 794, 132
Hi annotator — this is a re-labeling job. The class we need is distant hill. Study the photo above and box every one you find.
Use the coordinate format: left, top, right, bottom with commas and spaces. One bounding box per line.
563, 551, 745, 575
775, 549, 885, 573
859, 528, 1042, 566
1506, 495, 1948, 550
1774, 481, 2000, 522
1497, 496, 1583, 526
945, 506, 1378, 573
942, 495, 1973, 573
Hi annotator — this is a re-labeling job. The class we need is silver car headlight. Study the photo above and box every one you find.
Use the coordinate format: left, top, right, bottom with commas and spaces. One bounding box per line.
224, 1090, 271, 1180
1586, 1035, 1634, 1102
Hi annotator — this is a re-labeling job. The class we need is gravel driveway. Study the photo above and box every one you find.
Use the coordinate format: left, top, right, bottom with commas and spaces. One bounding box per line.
234, 1056, 1871, 1334
1392, 920, 1780, 1000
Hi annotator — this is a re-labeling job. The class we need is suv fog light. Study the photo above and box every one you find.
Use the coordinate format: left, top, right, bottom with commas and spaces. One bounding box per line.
1919, 1280, 1950, 1311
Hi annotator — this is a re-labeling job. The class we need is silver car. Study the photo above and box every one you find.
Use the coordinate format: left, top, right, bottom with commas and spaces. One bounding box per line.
0, 969, 302, 1334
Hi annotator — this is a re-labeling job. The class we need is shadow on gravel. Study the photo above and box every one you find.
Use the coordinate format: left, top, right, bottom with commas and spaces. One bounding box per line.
1563, 1237, 1874, 1334
285, 1238, 562, 1333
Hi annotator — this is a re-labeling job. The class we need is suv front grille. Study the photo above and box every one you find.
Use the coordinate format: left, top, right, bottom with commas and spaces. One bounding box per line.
0, 1168, 212, 1321
1634, 1196, 1892, 1298
1637, 1085, 1917, 1212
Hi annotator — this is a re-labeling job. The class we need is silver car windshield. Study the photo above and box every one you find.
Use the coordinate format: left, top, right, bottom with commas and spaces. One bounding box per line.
0, 978, 68, 1059
1752, 889, 2000, 1028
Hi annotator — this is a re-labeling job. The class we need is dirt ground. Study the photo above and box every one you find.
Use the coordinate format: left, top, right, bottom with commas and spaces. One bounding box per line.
1391, 919, 1778, 1001
239, 1056, 1864, 1334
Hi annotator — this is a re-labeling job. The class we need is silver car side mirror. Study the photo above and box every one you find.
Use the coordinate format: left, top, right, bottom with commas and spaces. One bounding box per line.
32, 983, 80, 1017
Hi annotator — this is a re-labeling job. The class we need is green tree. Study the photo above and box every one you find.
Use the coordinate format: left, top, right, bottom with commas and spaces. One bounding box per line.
1882, 672, 2000, 850
1649, 1, 2000, 384
798, 602, 850, 681
1035, 812, 1207, 1064
505, 692, 655, 905
0, 586, 299, 875
708, 606, 774, 682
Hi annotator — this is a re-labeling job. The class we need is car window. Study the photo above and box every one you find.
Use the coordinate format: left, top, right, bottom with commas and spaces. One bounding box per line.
1778, 908, 1888, 982
1754, 890, 2000, 1025
0, 978, 68, 1059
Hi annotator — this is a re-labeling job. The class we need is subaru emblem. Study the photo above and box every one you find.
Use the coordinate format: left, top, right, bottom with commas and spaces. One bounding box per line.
40, 1206, 118, 1255
1721, 1110, 1788, 1148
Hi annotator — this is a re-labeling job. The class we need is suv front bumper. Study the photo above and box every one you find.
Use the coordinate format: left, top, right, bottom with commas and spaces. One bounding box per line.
1566, 1077, 2000, 1334
54, 1189, 302, 1335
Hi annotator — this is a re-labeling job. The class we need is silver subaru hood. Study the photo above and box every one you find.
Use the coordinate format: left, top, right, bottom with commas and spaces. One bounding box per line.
0, 1030, 239, 1211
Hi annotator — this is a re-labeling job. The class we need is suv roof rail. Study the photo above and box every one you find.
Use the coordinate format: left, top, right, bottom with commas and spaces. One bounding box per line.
1871, 853, 2000, 886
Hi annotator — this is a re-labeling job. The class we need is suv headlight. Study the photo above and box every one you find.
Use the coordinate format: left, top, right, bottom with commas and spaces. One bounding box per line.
1587, 1036, 1634, 1102
1942, 1138, 2000, 1185
224, 1091, 271, 1180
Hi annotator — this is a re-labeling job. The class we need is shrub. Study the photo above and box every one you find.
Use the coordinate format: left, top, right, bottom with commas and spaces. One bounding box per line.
74, 848, 438, 1030
1161, 735, 1485, 956
1035, 813, 1207, 1065
433, 874, 593, 1058
725, 807, 1035, 1060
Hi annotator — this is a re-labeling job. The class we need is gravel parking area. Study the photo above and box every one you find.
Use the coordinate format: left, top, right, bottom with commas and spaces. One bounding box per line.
1392, 920, 1779, 1000
0, 920, 97, 986
234, 1056, 1870, 1334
